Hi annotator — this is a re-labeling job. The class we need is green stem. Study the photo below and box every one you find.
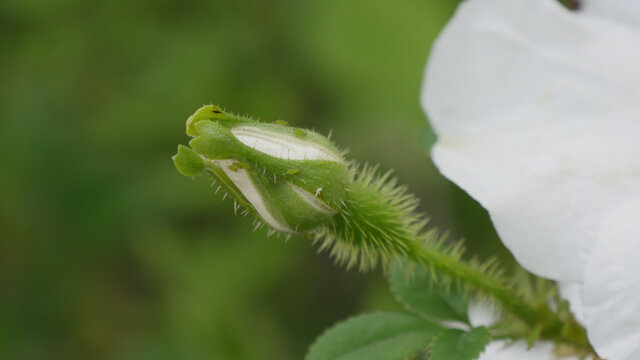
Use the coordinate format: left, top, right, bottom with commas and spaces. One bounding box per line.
316, 167, 593, 352
325, 176, 544, 326
406, 241, 593, 353
407, 241, 538, 325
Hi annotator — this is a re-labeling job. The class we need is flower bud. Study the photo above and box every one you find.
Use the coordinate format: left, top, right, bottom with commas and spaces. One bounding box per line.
173, 105, 349, 233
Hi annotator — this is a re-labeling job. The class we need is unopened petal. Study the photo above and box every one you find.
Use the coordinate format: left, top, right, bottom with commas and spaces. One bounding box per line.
216, 159, 293, 233
231, 126, 344, 163
582, 200, 640, 360
422, 0, 640, 281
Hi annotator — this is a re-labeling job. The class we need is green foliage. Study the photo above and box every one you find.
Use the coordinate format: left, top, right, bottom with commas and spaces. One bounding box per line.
306, 260, 495, 360
306, 312, 440, 360
429, 328, 491, 360
389, 259, 469, 324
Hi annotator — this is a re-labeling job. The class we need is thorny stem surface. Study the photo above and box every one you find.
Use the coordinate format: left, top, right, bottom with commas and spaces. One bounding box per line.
406, 241, 595, 354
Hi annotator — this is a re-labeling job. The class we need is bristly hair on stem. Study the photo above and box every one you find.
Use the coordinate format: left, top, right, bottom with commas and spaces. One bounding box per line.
311, 163, 594, 347
312, 163, 421, 269
313, 163, 500, 281
313, 162, 526, 312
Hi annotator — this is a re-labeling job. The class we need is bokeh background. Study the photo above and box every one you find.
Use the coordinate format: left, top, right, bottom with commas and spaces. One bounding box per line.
0, 0, 515, 359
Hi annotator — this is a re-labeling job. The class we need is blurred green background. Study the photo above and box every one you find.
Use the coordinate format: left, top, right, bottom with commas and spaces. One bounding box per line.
0, 0, 514, 359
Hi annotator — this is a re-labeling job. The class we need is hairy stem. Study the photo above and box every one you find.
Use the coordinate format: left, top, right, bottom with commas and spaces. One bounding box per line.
407, 241, 537, 324
317, 167, 593, 353
406, 241, 593, 352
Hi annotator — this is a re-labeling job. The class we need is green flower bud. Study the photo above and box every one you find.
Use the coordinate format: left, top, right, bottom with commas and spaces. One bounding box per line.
173, 105, 349, 234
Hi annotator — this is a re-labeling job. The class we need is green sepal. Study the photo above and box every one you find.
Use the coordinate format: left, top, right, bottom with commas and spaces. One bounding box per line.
186, 105, 251, 136
172, 145, 204, 177
189, 121, 244, 160
245, 168, 337, 233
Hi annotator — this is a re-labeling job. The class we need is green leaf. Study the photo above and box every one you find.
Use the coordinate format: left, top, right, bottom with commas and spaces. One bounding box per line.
306, 312, 441, 360
430, 327, 491, 360
389, 259, 469, 323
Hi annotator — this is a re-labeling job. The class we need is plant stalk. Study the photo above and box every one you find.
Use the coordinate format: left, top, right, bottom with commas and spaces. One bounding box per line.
405, 241, 594, 353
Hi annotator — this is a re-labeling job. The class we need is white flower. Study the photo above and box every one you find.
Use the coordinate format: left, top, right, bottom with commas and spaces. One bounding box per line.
421, 0, 640, 359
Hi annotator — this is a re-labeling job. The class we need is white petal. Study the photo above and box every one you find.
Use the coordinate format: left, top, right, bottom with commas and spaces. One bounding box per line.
231, 126, 344, 163
478, 340, 579, 360
582, 199, 640, 360
215, 159, 293, 233
581, 0, 640, 30
422, 0, 640, 281
468, 301, 500, 328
